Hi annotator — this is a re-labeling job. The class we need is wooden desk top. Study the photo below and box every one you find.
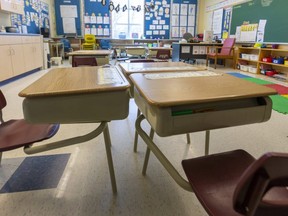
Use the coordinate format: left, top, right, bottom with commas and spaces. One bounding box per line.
125, 46, 146, 49
118, 62, 206, 75
67, 50, 112, 56
130, 73, 277, 107
19, 67, 130, 98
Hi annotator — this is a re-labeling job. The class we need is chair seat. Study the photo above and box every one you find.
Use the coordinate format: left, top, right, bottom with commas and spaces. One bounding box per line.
182, 150, 255, 216
182, 149, 288, 216
0, 119, 59, 152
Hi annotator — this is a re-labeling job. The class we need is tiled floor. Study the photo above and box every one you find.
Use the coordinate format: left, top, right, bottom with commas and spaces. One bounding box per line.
0, 60, 288, 216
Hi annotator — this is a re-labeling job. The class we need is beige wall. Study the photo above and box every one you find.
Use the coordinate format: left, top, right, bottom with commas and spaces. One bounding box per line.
197, 0, 252, 35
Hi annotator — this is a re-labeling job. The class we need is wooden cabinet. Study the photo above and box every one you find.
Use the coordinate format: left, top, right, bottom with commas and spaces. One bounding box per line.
0, 0, 24, 14
237, 47, 288, 82
23, 37, 43, 71
0, 35, 43, 82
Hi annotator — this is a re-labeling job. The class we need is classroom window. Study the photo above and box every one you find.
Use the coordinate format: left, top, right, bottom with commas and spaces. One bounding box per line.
111, 0, 144, 39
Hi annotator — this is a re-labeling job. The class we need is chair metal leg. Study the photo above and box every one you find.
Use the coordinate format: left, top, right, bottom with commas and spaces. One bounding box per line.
142, 128, 154, 175
0, 152, 2, 165
186, 133, 191, 144
103, 124, 117, 194
133, 108, 141, 152
205, 130, 210, 156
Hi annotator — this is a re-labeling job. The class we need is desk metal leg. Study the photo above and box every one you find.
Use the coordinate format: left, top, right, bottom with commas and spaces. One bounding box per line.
23, 122, 117, 194
103, 125, 117, 193
186, 133, 191, 144
136, 114, 192, 192
205, 130, 210, 156
133, 108, 141, 152
142, 128, 154, 175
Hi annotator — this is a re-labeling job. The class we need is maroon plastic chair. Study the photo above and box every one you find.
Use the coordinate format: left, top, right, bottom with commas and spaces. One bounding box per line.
129, 59, 155, 63
72, 56, 97, 67
182, 149, 288, 216
0, 90, 59, 164
156, 49, 171, 60
206, 38, 235, 69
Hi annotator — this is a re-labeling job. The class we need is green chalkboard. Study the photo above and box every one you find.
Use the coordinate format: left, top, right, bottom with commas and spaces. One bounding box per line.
230, 0, 288, 43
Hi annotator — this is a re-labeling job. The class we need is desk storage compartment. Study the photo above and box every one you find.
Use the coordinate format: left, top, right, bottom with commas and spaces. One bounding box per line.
22, 90, 130, 124
134, 88, 272, 137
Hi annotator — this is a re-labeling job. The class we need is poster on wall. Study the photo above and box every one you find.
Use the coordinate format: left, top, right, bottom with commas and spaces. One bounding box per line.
144, 0, 171, 39
212, 8, 224, 38
11, 0, 49, 34
171, 0, 197, 39
84, 0, 110, 37
222, 7, 232, 39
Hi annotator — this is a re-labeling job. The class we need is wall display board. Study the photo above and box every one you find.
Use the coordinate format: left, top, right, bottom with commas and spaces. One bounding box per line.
11, 1, 49, 34
55, 0, 81, 36
230, 0, 288, 43
144, 0, 171, 39
221, 7, 232, 39
170, 0, 197, 39
212, 8, 223, 39
84, 0, 110, 37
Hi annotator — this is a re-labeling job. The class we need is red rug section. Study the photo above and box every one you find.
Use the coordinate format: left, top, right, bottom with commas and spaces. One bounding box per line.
264, 84, 288, 95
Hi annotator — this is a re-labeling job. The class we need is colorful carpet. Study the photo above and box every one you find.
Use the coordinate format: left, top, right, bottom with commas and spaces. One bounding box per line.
227, 72, 288, 114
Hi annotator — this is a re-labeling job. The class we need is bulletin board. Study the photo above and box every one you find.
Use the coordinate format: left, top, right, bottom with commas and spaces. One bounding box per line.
84, 0, 110, 37
144, 0, 171, 39
171, 0, 197, 39
221, 7, 232, 39
11, 0, 49, 34
55, 0, 82, 36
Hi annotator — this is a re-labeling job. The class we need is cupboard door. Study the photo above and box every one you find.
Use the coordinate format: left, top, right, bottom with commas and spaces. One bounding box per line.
33, 43, 43, 68
22, 44, 35, 72
0, 46, 13, 81
10, 44, 26, 76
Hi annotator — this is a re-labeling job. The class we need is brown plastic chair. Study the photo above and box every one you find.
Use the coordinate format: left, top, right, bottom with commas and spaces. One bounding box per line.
72, 56, 97, 67
129, 59, 155, 63
156, 49, 171, 60
206, 38, 235, 69
0, 90, 59, 164
182, 149, 288, 216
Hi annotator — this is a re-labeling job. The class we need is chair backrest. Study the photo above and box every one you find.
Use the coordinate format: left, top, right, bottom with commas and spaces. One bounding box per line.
60, 38, 71, 52
84, 34, 96, 44
72, 57, 97, 67
156, 49, 171, 59
233, 152, 288, 215
183, 32, 193, 41
220, 38, 235, 55
129, 59, 155, 63
0, 90, 7, 123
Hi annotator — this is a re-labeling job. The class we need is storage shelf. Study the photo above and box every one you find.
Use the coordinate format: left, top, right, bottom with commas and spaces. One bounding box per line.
238, 58, 258, 63
259, 62, 288, 68
236, 46, 288, 82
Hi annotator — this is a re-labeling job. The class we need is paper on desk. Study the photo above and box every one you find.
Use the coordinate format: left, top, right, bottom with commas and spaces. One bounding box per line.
144, 71, 221, 80
97, 68, 123, 85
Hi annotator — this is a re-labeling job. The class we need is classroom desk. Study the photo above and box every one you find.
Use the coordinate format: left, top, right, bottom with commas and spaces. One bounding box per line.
49, 41, 64, 59
118, 61, 206, 76
117, 61, 207, 152
125, 46, 147, 58
67, 50, 112, 66
172, 42, 222, 62
146, 47, 172, 58
130, 72, 276, 191
19, 66, 130, 193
